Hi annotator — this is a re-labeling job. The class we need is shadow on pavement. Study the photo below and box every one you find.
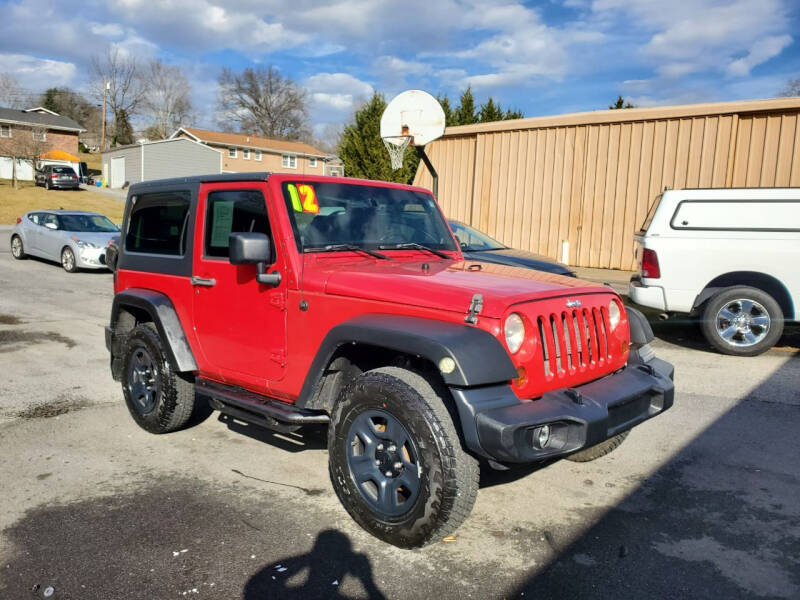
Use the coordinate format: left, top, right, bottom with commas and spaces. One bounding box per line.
243, 529, 387, 599
217, 413, 328, 452
509, 351, 800, 598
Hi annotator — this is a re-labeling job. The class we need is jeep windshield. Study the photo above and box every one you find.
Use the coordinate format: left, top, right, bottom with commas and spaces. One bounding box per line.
281, 181, 457, 255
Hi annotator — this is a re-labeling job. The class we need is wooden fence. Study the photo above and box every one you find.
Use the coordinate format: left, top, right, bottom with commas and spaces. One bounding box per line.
414, 98, 800, 270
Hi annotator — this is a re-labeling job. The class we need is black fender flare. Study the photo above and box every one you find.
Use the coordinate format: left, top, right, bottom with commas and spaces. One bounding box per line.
109, 288, 198, 373
295, 314, 518, 408
626, 306, 654, 346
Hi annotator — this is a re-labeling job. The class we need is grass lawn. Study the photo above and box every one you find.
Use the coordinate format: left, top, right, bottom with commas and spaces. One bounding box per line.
0, 179, 124, 224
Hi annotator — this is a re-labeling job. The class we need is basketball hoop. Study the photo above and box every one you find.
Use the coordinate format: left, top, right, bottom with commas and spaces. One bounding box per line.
383, 135, 411, 170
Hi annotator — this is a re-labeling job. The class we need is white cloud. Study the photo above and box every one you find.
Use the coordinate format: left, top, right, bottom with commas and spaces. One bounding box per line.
0, 53, 77, 91
592, 0, 793, 77
89, 22, 124, 38
304, 72, 374, 127
727, 34, 793, 77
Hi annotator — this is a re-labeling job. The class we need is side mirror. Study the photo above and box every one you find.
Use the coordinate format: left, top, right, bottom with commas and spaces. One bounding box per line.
44, 222, 58, 230
229, 232, 281, 287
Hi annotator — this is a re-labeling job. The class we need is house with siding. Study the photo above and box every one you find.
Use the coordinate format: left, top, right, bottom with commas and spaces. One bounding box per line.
0, 106, 85, 180
100, 138, 222, 188
170, 127, 342, 176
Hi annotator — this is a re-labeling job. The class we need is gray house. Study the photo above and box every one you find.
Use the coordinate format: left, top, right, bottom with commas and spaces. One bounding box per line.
101, 138, 222, 188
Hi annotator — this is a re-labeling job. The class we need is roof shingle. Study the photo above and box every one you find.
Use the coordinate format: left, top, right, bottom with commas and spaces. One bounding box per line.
0, 107, 84, 131
178, 127, 324, 156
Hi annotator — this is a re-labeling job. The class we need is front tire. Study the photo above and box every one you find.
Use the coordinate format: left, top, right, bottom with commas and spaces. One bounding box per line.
61, 247, 77, 272
10, 235, 26, 259
121, 324, 196, 434
700, 287, 783, 356
565, 431, 629, 462
328, 367, 479, 548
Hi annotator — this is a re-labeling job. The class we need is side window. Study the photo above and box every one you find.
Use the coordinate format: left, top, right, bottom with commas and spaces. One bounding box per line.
204, 189, 271, 259
28, 213, 41, 225
125, 192, 191, 256
41, 214, 59, 229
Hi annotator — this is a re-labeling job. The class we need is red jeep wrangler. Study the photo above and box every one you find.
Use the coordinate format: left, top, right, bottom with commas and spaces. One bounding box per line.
105, 173, 674, 548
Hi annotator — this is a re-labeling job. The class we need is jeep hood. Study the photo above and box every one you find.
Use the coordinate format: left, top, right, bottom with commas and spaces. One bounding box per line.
315, 258, 611, 318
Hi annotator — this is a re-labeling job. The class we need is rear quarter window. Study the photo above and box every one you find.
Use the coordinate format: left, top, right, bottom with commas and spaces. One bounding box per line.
125, 192, 191, 255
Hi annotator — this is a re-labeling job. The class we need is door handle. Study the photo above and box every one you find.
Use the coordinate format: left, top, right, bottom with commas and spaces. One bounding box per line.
191, 276, 216, 287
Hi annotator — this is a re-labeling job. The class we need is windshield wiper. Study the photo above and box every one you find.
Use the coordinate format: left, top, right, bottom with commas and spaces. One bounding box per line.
304, 244, 389, 260
379, 242, 451, 259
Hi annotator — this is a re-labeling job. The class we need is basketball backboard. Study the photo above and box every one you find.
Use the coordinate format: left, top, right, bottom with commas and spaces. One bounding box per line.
380, 90, 445, 147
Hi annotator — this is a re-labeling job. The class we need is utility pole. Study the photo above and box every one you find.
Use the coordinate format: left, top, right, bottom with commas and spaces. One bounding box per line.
100, 80, 109, 150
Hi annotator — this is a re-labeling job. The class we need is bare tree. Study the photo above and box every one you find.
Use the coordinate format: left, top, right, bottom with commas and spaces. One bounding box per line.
779, 77, 800, 97
142, 60, 194, 140
90, 47, 149, 147
0, 124, 51, 189
0, 73, 33, 109
216, 66, 310, 140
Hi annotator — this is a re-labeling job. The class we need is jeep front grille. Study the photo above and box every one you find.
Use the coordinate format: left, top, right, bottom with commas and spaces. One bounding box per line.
537, 306, 611, 377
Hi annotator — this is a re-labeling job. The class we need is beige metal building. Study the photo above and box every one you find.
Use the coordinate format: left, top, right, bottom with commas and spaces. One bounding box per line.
413, 97, 800, 270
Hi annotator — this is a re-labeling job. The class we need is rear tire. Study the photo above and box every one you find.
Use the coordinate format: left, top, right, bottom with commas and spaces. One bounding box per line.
700, 286, 783, 356
121, 323, 196, 434
10, 235, 26, 259
565, 431, 629, 462
328, 366, 479, 548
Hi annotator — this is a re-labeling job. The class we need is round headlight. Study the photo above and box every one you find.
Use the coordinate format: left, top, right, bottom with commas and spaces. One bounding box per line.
504, 313, 525, 354
608, 300, 621, 330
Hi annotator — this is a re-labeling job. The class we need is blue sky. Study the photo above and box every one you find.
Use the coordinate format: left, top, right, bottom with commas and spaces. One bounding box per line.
1, 0, 799, 137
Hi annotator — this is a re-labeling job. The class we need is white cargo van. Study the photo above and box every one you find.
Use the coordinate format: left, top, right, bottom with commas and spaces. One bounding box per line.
629, 188, 799, 356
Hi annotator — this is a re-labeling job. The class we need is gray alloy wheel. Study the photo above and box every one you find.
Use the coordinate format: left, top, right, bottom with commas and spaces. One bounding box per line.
715, 298, 770, 347
61, 247, 77, 273
126, 344, 160, 416
10, 235, 26, 259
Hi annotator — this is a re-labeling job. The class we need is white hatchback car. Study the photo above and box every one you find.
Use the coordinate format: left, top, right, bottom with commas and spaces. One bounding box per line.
629, 188, 799, 356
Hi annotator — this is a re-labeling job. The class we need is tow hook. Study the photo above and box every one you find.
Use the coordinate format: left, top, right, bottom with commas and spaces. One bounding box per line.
565, 388, 584, 405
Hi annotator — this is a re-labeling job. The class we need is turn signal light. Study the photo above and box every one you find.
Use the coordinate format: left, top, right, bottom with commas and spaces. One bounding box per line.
642, 248, 660, 279
513, 366, 527, 388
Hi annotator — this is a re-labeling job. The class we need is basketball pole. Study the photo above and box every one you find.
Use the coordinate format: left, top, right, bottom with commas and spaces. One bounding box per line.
415, 146, 438, 200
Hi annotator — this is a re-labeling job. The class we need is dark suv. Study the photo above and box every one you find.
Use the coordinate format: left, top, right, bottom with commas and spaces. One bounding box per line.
35, 164, 79, 190
105, 172, 674, 548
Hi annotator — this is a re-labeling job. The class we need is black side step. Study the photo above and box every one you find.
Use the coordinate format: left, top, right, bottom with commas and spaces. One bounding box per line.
196, 378, 330, 427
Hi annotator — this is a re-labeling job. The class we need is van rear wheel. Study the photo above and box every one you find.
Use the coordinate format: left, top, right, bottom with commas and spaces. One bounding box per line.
701, 286, 783, 356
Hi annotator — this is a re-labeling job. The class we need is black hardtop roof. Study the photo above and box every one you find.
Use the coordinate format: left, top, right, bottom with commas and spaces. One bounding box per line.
128, 172, 271, 194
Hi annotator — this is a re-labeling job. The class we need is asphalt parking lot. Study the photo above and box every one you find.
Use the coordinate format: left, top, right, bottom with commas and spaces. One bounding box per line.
1, 229, 798, 599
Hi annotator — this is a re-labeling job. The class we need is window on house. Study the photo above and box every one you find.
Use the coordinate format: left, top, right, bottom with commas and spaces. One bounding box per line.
309, 158, 317, 168
0, 125, 11, 138
228, 148, 237, 158
32, 130, 46, 142
282, 154, 297, 169
255, 150, 262, 161
329, 170, 340, 177
242, 149, 251, 160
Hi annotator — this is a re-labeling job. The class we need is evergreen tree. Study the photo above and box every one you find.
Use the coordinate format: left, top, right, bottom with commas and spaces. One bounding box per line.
453, 86, 478, 125
478, 97, 506, 122
504, 107, 524, 120
609, 95, 635, 109
338, 92, 419, 184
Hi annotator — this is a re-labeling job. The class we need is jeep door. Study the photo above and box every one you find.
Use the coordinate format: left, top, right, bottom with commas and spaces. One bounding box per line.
192, 182, 288, 388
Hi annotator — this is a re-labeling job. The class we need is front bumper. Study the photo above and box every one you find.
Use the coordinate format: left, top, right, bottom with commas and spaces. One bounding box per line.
75, 246, 108, 269
450, 350, 674, 463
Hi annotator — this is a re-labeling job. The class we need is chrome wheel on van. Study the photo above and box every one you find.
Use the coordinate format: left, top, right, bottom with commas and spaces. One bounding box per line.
701, 286, 783, 357
715, 299, 770, 347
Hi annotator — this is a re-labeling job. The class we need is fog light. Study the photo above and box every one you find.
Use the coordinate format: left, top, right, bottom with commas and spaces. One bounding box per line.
533, 424, 551, 449
438, 357, 456, 374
